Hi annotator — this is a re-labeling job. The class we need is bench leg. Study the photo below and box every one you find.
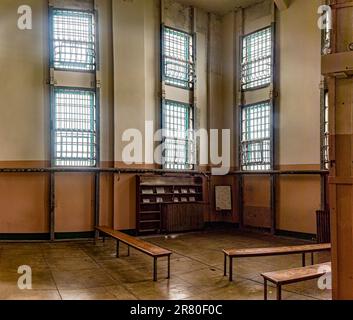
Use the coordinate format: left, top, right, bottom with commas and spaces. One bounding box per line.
302, 253, 306, 267
94, 230, 99, 245
167, 255, 171, 279
116, 240, 120, 258
264, 279, 268, 300
127, 245, 130, 257
311, 252, 314, 265
153, 257, 158, 282
229, 257, 233, 282
277, 285, 282, 301
224, 254, 227, 277
103, 236, 106, 244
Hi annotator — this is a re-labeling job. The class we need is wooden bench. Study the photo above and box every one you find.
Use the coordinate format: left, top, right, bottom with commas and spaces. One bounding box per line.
261, 262, 331, 300
95, 226, 172, 282
223, 243, 331, 281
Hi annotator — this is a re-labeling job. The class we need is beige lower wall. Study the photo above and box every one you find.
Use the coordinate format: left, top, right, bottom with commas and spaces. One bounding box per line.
277, 164, 321, 234
277, 175, 320, 235
0, 173, 49, 233
113, 174, 137, 231
54, 173, 95, 233
0, 162, 321, 235
241, 166, 321, 234
0, 162, 114, 234
243, 176, 271, 229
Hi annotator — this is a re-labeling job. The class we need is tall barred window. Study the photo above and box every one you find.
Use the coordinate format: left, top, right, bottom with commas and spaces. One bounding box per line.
241, 101, 271, 171
53, 88, 96, 167
162, 27, 194, 89
241, 27, 272, 90
52, 9, 96, 71
162, 100, 194, 170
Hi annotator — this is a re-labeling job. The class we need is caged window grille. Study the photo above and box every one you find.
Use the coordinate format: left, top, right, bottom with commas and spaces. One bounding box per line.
162, 100, 194, 170
53, 88, 96, 167
241, 101, 271, 171
52, 9, 96, 71
162, 27, 194, 89
241, 27, 272, 91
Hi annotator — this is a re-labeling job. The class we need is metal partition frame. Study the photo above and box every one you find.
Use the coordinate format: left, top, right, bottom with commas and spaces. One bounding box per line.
48, 1, 99, 241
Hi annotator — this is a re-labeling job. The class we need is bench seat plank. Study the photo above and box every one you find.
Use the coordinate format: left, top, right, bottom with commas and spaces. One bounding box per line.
223, 243, 331, 282
96, 226, 171, 257
261, 262, 331, 285
223, 243, 331, 257
261, 262, 331, 300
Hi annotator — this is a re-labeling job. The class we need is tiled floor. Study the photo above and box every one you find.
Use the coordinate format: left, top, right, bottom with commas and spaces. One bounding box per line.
0, 230, 332, 300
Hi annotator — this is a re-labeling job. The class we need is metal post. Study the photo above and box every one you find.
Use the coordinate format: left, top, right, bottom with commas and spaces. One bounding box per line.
239, 175, 244, 230
94, 172, 100, 230
49, 172, 55, 241
270, 174, 277, 235
270, 7, 277, 236
94, 2, 101, 240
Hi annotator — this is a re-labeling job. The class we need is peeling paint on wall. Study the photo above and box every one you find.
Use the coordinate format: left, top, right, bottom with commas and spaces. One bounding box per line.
163, 0, 192, 32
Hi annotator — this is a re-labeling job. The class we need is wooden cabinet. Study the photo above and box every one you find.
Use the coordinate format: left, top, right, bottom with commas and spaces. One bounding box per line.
136, 175, 204, 235
162, 203, 205, 233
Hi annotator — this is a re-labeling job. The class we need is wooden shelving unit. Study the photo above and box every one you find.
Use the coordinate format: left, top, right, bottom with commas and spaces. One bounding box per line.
136, 175, 204, 235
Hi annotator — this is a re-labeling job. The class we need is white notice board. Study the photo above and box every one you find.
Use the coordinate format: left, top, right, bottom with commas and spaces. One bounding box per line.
215, 186, 232, 211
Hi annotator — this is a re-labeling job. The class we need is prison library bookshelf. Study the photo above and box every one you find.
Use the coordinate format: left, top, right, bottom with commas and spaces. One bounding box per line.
136, 175, 204, 234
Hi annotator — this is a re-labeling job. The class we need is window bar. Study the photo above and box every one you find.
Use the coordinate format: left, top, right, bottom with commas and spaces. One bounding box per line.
49, 6, 55, 240
270, 19, 276, 235
94, 7, 100, 229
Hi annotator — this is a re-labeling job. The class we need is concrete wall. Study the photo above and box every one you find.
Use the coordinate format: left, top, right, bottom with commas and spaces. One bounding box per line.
0, 0, 49, 233
0, 0, 323, 236
276, 0, 322, 234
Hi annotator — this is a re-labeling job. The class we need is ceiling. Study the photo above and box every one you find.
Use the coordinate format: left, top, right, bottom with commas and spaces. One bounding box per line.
175, 0, 264, 15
